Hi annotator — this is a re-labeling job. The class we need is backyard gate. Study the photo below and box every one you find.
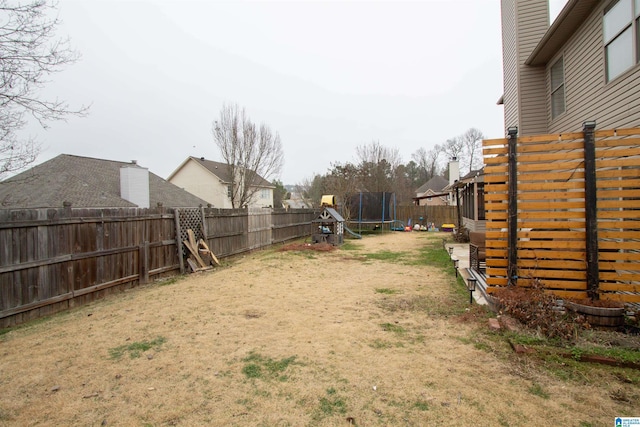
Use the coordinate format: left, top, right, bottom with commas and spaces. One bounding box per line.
483, 125, 640, 303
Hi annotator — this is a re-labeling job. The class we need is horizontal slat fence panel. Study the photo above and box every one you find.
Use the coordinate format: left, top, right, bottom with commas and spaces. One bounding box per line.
482, 127, 640, 304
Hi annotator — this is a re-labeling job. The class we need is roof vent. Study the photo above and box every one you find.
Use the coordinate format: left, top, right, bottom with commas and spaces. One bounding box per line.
131, 160, 137, 165
200, 157, 205, 161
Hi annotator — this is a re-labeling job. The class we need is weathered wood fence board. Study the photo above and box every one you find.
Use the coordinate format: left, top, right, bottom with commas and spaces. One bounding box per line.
483, 126, 640, 303
202, 208, 248, 260
1, 207, 318, 327
271, 209, 318, 244
248, 208, 272, 250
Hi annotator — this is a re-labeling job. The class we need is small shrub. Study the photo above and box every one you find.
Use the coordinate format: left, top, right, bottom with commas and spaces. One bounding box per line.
492, 280, 588, 342
453, 226, 469, 243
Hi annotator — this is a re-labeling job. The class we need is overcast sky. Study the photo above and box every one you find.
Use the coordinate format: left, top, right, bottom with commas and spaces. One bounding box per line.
24, 0, 566, 184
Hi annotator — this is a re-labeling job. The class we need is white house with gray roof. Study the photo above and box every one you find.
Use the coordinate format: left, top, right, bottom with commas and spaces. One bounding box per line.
414, 176, 450, 206
167, 157, 275, 209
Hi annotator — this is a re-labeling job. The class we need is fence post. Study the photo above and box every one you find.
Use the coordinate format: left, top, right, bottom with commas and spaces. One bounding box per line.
583, 120, 599, 300
174, 208, 185, 274
507, 126, 519, 287
200, 205, 208, 240
139, 241, 149, 284
455, 186, 462, 232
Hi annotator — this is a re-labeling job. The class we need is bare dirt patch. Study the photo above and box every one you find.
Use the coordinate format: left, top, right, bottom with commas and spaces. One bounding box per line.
0, 232, 638, 426
279, 242, 336, 252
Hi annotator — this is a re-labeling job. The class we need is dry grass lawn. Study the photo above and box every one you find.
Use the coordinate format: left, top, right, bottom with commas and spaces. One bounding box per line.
0, 232, 639, 426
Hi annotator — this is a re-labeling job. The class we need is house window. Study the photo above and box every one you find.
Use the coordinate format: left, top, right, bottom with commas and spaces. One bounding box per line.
604, 0, 639, 81
261, 189, 269, 199
550, 57, 565, 119
227, 185, 232, 199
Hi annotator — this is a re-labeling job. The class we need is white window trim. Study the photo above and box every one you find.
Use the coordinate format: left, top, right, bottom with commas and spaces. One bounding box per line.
604, 0, 640, 82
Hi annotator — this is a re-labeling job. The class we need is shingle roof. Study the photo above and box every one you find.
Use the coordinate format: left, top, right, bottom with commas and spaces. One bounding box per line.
187, 157, 275, 188
0, 154, 208, 208
415, 175, 449, 194
459, 168, 484, 181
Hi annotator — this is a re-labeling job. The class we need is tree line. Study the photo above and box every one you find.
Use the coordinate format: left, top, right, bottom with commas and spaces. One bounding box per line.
292, 128, 485, 209
211, 103, 485, 210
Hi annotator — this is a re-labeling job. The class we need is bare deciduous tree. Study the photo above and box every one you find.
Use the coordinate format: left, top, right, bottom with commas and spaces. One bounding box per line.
324, 162, 360, 220
412, 144, 443, 183
355, 140, 400, 192
411, 147, 429, 182
442, 136, 465, 166
212, 103, 284, 208
0, 0, 88, 178
294, 174, 324, 208
461, 127, 485, 174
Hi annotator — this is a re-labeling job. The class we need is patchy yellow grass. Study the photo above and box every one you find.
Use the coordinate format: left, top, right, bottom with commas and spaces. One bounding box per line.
0, 232, 638, 426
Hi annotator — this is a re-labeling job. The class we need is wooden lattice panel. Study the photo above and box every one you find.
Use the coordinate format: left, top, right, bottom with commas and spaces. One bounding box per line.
178, 208, 204, 246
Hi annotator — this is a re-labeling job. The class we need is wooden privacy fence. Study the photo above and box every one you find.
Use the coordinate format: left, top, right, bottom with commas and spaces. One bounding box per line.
483, 125, 640, 303
0, 207, 317, 327
395, 205, 457, 228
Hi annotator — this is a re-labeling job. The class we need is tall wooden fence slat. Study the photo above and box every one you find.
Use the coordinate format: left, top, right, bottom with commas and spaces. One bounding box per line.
483, 126, 640, 304
248, 208, 272, 250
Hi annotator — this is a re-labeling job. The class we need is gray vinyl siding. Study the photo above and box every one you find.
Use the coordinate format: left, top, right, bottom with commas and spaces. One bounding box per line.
548, 1, 640, 133
519, 66, 548, 134
516, 0, 549, 135
501, 0, 549, 136
502, 0, 519, 131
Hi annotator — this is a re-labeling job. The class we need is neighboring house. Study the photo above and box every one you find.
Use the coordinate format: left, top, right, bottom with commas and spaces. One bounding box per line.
284, 192, 312, 209
167, 157, 275, 209
413, 176, 449, 206
0, 154, 208, 209
451, 168, 486, 233
413, 158, 460, 207
499, 0, 640, 135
